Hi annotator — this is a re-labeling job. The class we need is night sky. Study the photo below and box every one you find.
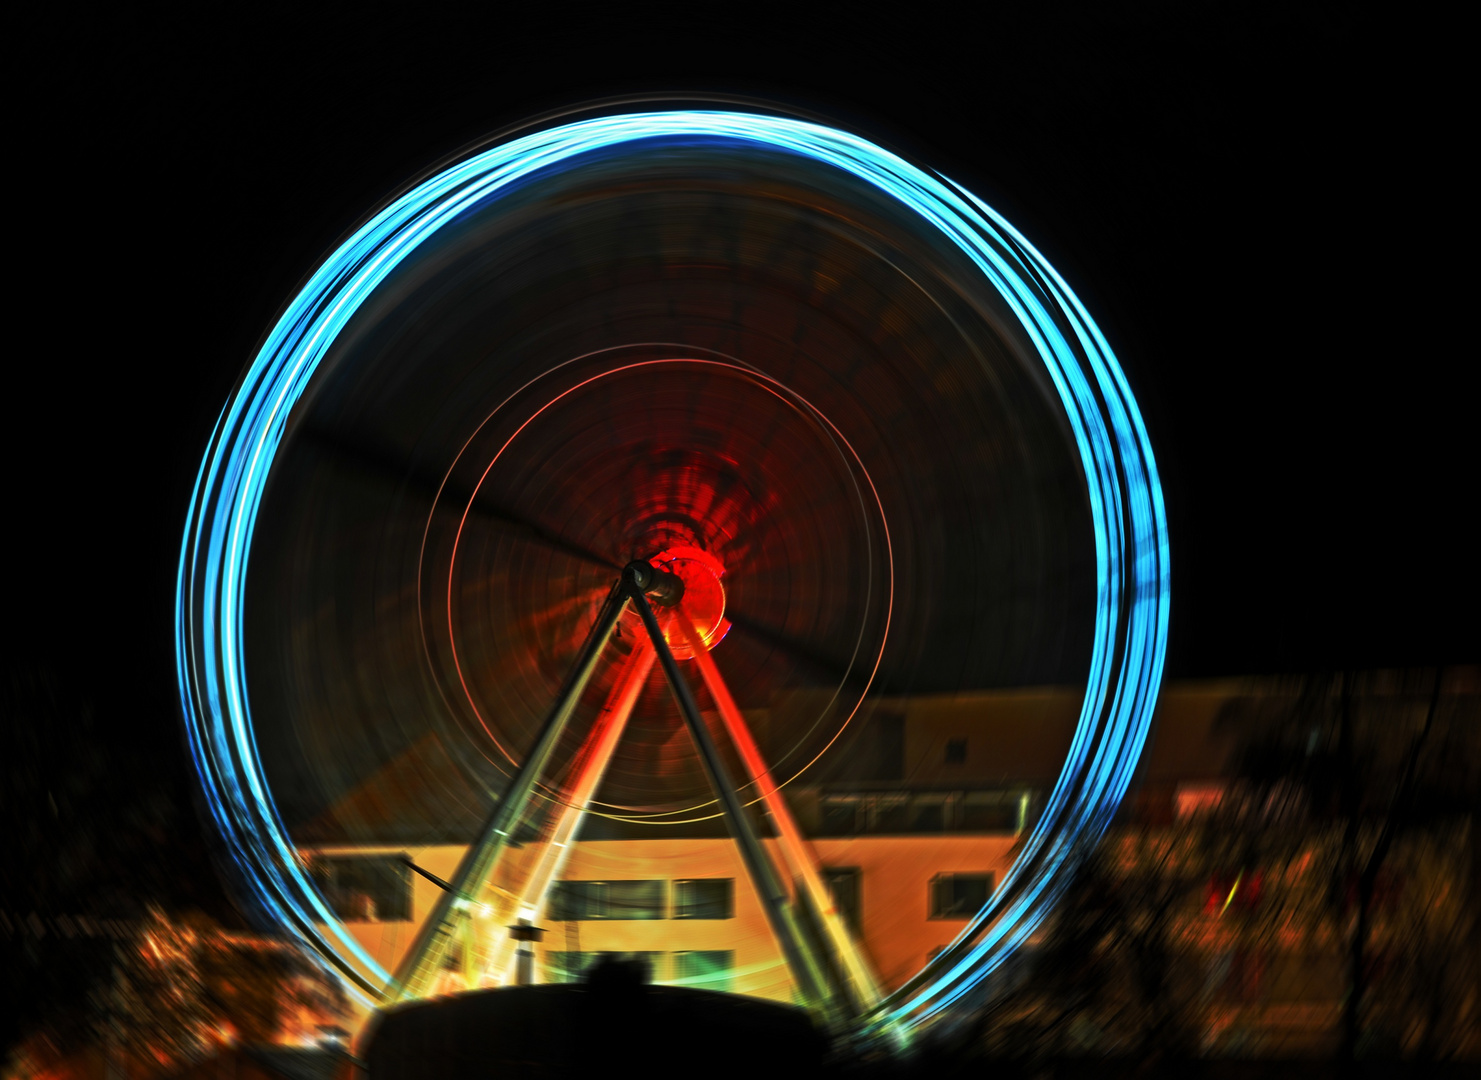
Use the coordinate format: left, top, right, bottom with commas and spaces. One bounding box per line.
11, 7, 1472, 782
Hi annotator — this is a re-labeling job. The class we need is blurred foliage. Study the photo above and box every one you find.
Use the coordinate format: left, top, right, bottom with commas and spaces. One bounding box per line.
1, 670, 224, 916
1218, 669, 1481, 1060
963, 669, 1479, 1068
971, 827, 1200, 1070
7, 907, 347, 1078
1, 670, 345, 1075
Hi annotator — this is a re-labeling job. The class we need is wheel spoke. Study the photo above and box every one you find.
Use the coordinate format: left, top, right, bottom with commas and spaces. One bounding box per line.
296, 424, 622, 570
725, 609, 859, 686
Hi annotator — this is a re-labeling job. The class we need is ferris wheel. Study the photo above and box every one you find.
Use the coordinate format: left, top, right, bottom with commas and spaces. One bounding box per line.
175, 99, 1168, 1046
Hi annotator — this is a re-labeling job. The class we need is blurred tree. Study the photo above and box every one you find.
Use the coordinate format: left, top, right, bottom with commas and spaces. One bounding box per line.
2, 667, 214, 1057
1219, 668, 1480, 1063
1, 669, 345, 1075
970, 831, 1198, 1072
962, 668, 1479, 1071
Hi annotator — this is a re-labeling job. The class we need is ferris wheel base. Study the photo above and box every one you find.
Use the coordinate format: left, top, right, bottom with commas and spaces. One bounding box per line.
366, 984, 827, 1079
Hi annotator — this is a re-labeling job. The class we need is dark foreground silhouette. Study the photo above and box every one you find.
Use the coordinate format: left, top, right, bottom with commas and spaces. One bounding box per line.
367, 959, 827, 1079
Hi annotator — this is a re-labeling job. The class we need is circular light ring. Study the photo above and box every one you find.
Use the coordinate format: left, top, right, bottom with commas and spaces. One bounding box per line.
427, 354, 889, 797
424, 352, 892, 825
175, 110, 1170, 1023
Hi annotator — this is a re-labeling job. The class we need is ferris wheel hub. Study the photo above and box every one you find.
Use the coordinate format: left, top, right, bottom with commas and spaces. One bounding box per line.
621, 560, 685, 606
648, 546, 729, 658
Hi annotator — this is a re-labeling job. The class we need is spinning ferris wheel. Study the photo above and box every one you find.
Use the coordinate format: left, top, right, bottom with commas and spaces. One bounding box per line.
175, 99, 1168, 1046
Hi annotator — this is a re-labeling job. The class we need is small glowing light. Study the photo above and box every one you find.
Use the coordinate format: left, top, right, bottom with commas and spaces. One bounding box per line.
1219, 871, 1244, 917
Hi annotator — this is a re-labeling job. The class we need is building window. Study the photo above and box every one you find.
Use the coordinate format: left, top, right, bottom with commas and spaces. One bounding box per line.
955, 794, 1019, 833
547, 950, 589, 983
550, 881, 600, 920
309, 854, 411, 922
823, 867, 862, 935
550, 880, 665, 920
929, 873, 993, 920
548, 950, 661, 983
872, 794, 912, 833
944, 738, 967, 764
674, 879, 733, 919
821, 796, 861, 835
674, 950, 734, 992
909, 798, 947, 832
820, 790, 1034, 836
954, 790, 1032, 833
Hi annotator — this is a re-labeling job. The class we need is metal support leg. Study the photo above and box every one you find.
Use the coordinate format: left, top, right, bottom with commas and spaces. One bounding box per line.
627, 577, 837, 1022
487, 638, 657, 985
673, 606, 884, 1013
385, 580, 630, 1003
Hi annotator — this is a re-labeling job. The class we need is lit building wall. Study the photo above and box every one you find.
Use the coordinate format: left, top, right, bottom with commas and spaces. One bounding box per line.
305, 832, 1021, 1008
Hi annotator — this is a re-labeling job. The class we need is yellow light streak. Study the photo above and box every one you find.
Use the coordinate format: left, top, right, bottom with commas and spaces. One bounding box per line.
1219, 870, 1244, 916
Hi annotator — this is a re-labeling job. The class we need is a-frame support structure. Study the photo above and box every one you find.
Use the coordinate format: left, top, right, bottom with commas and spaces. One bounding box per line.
383, 561, 881, 1025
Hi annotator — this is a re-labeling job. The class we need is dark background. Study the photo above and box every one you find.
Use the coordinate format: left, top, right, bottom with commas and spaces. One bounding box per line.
8, 4, 1471, 895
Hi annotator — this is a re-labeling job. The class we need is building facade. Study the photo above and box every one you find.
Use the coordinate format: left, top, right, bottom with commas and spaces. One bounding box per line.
301, 678, 1252, 1030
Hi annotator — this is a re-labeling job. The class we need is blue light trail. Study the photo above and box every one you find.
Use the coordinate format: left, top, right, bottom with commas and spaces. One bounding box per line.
175, 109, 1170, 1028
